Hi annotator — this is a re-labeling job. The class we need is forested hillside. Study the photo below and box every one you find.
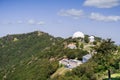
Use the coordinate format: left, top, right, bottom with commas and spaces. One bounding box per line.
0, 31, 64, 80
0, 31, 120, 80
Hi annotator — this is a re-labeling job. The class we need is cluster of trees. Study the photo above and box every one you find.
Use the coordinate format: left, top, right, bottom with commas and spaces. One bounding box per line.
65, 49, 88, 60
0, 31, 120, 80
0, 31, 63, 80
51, 39, 120, 80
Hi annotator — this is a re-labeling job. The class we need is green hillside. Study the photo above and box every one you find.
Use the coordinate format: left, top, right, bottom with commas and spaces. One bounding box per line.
0, 31, 63, 80
0, 31, 120, 80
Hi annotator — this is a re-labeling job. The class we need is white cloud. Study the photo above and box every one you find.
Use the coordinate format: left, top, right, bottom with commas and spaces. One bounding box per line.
90, 12, 120, 22
28, 19, 35, 25
58, 9, 84, 19
37, 21, 45, 25
84, 0, 120, 8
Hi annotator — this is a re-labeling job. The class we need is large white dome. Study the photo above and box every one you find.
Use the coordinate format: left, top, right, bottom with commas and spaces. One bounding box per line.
72, 31, 84, 38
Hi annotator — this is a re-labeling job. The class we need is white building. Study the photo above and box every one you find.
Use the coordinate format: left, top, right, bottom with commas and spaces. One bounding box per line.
89, 36, 95, 42
59, 59, 69, 66
72, 31, 84, 39
59, 59, 82, 69
82, 54, 92, 63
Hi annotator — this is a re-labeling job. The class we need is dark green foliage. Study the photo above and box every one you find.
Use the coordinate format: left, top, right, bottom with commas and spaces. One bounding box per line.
80, 43, 84, 49
0, 31, 119, 80
93, 41, 97, 45
93, 39, 117, 69
57, 39, 119, 80
0, 31, 62, 80
72, 61, 98, 80
84, 35, 89, 43
94, 36, 102, 42
65, 49, 88, 60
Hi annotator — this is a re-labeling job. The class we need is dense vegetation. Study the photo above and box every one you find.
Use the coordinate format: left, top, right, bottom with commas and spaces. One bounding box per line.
51, 39, 120, 80
0, 31, 63, 80
0, 31, 120, 80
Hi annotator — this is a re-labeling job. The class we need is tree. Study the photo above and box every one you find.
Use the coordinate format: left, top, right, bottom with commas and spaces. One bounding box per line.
94, 39, 116, 54
84, 35, 89, 43
93, 39, 117, 80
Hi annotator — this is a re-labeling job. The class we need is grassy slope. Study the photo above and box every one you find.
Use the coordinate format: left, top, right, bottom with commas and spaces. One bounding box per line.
51, 67, 69, 78
103, 73, 120, 80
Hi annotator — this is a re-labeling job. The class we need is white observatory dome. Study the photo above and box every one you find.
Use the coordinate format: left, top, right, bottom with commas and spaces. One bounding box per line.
89, 36, 95, 42
72, 31, 84, 38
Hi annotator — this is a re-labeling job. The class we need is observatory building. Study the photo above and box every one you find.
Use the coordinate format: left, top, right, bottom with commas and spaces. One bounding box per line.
72, 31, 84, 39
89, 36, 95, 42
82, 54, 92, 63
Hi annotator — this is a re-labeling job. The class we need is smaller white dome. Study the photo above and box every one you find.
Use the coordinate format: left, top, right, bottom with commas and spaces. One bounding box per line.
89, 36, 94, 39
72, 31, 84, 38
89, 36, 95, 42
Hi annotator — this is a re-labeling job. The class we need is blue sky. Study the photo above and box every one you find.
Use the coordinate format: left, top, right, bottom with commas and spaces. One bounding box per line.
0, 0, 120, 44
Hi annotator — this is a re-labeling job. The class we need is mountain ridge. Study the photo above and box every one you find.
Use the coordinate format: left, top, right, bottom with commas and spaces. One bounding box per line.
0, 31, 119, 80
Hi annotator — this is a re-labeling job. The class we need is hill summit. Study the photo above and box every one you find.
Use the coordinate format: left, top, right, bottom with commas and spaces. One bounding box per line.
0, 31, 119, 80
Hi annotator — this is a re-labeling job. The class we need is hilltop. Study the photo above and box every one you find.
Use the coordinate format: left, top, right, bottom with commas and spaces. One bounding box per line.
0, 31, 120, 80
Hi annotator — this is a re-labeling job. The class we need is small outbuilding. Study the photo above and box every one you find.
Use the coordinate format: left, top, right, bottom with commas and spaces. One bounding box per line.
82, 54, 92, 63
